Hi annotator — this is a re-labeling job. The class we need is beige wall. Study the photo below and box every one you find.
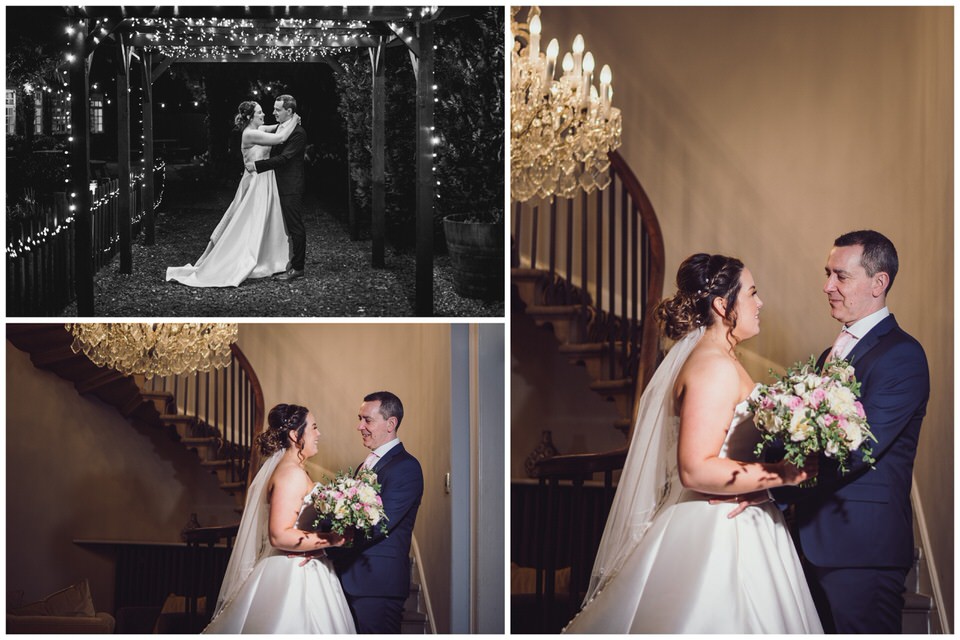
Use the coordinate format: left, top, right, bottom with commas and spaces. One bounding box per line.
5, 342, 240, 612
236, 323, 454, 633
518, 5, 953, 627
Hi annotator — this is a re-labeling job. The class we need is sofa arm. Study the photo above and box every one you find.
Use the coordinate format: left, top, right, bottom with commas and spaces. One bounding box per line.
6, 611, 116, 634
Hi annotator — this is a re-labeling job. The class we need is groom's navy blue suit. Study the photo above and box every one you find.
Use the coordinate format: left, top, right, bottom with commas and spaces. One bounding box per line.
331, 441, 423, 634
776, 314, 929, 633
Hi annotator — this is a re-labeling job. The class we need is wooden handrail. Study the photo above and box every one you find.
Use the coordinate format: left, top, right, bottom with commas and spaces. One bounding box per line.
607, 151, 665, 409
532, 448, 628, 479
230, 342, 266, 488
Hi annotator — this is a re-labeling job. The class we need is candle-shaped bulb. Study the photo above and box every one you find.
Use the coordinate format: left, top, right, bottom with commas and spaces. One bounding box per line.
528, 15, 541, 61
544, 38, 560, 86
590, 85, 599, 100
600, 64, 612, 85
583, 52, 595, 74
572, 34, 585, 77
547, 38, 559, 61
562, 52, 574, 75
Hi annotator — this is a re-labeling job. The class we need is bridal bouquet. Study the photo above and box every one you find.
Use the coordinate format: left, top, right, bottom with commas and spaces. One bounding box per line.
304, 469, 389, 541
748, 356, 876, 476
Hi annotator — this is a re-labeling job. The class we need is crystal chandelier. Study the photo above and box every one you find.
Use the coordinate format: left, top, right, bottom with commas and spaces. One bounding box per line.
511, 6, 622, 202
66, 323, 239, 379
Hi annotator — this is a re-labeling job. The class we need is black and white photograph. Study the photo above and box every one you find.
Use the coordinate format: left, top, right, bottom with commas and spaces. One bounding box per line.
6, 6, 504, 317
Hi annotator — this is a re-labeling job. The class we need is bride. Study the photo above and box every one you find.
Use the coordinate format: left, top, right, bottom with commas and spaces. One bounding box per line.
166, 101, 294, 288
203, 404, 356, 633
564, 253, 823, 634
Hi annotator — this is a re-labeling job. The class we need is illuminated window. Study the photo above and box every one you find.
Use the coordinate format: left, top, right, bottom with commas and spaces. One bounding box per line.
33, 93, 43, 134
6, 90, 16, 136
51, 93, 68, 134
90, 93, 103, 133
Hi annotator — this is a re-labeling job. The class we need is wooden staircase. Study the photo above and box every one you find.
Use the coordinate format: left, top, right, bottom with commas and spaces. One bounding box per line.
512, 150, 665, 437
6, 323, 263, 508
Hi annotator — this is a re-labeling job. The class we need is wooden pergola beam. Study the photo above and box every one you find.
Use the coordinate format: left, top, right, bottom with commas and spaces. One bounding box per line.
116, 32, 133, 274
77, 6, 443, 21
414, 21, 435, 316
370, 42, 386, 268
127, 34, 388, 50
141, 49, 156, 245
69, 19, 94, 316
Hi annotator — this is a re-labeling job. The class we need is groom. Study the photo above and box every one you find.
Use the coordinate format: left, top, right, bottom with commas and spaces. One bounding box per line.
330, 391, 424, 633
245, 94, 307, 281
758, 230, 929, 633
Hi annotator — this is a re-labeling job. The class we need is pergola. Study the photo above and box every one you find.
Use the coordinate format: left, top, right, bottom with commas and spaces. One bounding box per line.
64, 5, 444, 315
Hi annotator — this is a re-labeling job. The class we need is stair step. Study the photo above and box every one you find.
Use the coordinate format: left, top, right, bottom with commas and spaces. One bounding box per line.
558, 341, 628, 380
526, 305, 587, 344
140, 390, 175, 412
511, 267, 551, 307
29, 344, 84, 368
74, 369, 128, 395
589, 378, 635, 420
220, 481, 245, 493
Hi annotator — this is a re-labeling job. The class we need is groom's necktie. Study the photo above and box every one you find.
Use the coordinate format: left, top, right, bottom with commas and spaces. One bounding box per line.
361, 451, 379, 472
828, 328, 856, 362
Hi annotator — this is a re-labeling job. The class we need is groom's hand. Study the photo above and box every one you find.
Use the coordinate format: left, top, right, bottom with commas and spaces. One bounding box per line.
707, 490, 772, 518
244, 161, 257, 174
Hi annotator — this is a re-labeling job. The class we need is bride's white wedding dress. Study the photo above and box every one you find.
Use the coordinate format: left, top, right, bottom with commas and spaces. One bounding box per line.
166, 144, 288, 288
564, 329, 823, 634
203, 452, 355, 634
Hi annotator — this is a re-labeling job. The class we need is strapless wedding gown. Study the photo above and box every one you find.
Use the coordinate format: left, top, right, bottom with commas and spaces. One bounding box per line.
564, 401, 823, 634
166, 144, 288, 287
202, 483, 356, 635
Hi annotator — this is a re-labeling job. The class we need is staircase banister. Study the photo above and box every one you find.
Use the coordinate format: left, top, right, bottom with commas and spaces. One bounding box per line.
533, 447, 628, 479
608, 150, 666, 438
181, 523, 240, 546
229, 342, 265, 488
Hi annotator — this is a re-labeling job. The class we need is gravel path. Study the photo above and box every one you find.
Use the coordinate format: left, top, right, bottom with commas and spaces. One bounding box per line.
60, 171, 504, 318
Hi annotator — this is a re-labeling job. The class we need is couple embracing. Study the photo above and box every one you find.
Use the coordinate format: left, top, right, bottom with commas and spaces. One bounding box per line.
565, 230, 929, 634
167, 95, 308, 287
204, 392, 424, 634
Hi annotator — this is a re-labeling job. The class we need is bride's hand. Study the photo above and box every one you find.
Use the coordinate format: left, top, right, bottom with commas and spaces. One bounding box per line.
314, 531, 347, 547
708, 490, 771, 518
780, 455, 818, 486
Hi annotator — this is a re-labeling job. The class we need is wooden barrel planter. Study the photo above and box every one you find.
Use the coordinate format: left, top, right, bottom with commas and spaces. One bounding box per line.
442, 214, 504, 300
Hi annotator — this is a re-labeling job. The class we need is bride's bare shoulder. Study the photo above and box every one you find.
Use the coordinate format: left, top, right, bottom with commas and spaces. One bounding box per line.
675, 343, 740, 396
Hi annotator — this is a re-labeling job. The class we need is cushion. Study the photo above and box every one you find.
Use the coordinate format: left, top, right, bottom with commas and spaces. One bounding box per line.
510, 562, 570, 594
10, 579, 96, 617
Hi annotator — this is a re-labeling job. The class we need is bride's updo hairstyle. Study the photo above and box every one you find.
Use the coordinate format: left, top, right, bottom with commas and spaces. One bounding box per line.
257, 403, 310, 457
233, 101, 259, 131
656, 253, 745, 340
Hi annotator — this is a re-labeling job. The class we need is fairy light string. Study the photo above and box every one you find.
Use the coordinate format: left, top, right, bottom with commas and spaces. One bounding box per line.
19, 9, 444, 259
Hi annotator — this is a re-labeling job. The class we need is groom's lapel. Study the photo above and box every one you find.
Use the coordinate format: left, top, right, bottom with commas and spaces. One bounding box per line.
847, 315, 897, 368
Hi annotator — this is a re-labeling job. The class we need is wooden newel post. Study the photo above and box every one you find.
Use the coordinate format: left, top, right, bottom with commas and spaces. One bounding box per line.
116, 33, 133, 274
141, 49, 155, 245
369, 42, 386, 268
414, 21, 435, 316
70, 19, 94, 316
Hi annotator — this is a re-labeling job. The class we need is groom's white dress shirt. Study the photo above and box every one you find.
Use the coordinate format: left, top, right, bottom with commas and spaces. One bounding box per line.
367, 438, 402, 468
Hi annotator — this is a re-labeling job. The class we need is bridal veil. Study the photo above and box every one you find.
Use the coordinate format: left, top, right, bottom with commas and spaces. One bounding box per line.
581, 327, 704, 605
209, 450, 283, 621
